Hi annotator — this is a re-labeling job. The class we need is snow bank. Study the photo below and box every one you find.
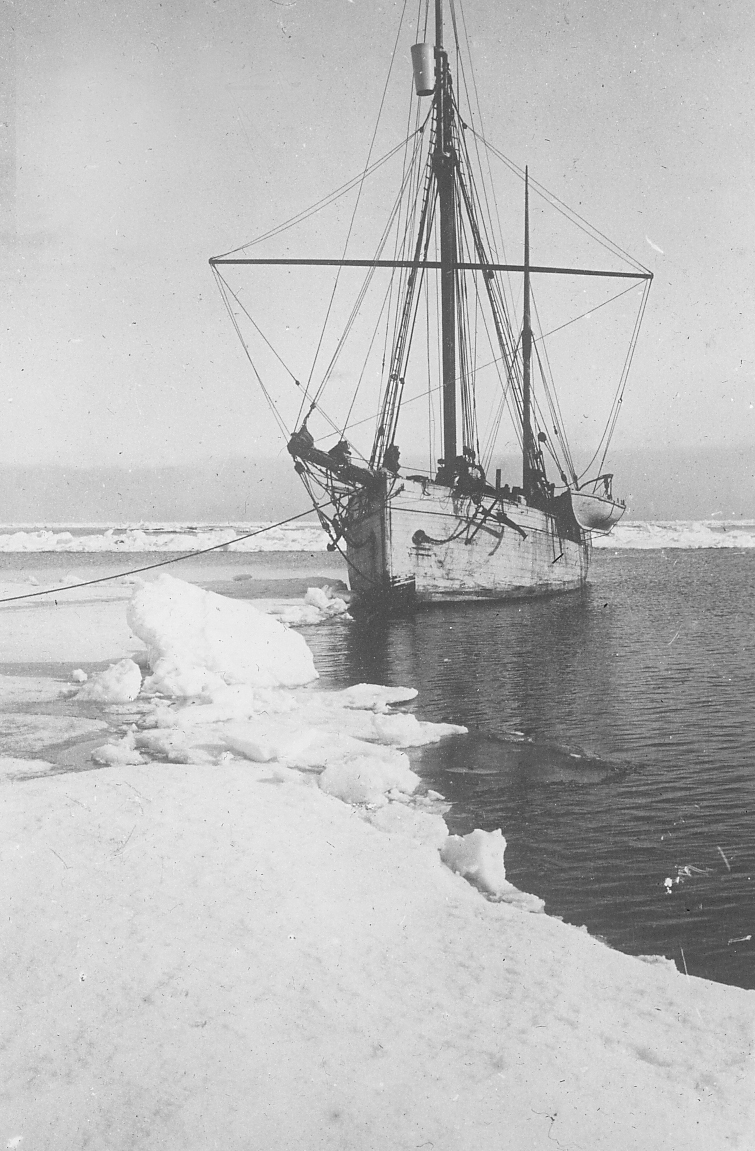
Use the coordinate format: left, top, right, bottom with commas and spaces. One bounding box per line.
127, 573, 318, 693
438, 827, 546, 912
4, 757, 753, 1150
441, 827, 509, 895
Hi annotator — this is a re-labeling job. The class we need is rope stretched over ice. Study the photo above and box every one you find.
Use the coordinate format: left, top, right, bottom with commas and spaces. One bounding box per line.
0, 504, 333, 607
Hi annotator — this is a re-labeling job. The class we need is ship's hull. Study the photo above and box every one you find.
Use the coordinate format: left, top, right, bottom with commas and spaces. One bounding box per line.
344, 477, 589, 608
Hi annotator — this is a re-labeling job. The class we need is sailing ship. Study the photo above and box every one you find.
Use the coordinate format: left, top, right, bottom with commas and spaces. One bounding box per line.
211, 0, 652, 610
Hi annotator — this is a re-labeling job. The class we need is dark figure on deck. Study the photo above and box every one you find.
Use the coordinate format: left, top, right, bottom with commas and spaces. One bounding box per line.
435, 458, 452, 485
327, 439, 352, 466
287, 422, 314, 459
454, 447, 485, 500
383, 444, 401, 474
501, 483, 511, 499
453, 452, 471, 485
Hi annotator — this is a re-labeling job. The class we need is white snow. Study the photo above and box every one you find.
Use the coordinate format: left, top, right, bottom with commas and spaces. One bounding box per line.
441, 827, 510, 896
0, 757, 57, 781
91, 731, 146, 766
0, 674, 69, 703
127, 573, 319, 692
76, 657, 143, 703
0, 713, 107, 756
318, 753, 421, 805
1, 566, 753, 1149
337, 682, 419, 710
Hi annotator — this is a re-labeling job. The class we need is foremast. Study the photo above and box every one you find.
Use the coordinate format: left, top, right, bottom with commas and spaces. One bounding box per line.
434, 0, 458, 467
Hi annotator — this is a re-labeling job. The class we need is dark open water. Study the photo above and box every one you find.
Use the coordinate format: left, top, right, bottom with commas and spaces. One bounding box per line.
302, 549, 755, 990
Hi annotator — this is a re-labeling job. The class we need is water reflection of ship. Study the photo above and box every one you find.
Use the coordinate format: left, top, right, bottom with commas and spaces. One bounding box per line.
326, 590, 625, 765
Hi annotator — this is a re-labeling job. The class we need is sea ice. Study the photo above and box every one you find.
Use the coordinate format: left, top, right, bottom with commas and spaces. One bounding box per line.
0, 756, 57, 781
0, 675, 70, 704
372, 711, 466, 745
336, 683, 419, 711
365, 802, 449, 847
440, 828, 510, 896
318, 754, 420, 806
127, 573, 318, 691
92, 732, 146, 766
0, 714, 107, 756
76, 658, 143, 703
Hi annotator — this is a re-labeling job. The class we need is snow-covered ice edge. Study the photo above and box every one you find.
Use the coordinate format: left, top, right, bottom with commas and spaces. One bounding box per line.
78, 575, 536, 906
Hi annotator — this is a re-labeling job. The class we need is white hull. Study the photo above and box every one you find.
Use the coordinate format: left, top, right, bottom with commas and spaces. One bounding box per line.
345, 477, 589, 607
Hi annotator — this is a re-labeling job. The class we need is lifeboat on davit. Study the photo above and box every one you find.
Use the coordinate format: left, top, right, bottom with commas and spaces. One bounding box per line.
568, 475, 626, 534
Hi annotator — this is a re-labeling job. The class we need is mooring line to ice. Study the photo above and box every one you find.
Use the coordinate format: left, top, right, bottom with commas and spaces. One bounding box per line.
0, 504, 333, 607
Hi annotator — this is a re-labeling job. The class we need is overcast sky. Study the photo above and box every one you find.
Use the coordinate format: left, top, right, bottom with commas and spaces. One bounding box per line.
3, 0, 754, 469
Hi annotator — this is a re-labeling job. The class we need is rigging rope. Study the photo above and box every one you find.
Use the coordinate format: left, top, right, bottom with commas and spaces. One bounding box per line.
213, 135, 420, 260
468, 128, 651, 276
594, 278, 652, 478
302, 0, 411, 423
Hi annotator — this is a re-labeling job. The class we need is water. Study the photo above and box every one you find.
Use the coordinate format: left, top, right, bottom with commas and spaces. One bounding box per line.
302, 549, 755, 990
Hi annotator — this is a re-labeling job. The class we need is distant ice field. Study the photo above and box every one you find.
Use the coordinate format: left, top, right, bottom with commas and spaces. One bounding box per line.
1, 519, 755, 553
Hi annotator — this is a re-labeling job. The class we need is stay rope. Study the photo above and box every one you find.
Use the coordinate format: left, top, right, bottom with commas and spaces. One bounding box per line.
302, 0, 411, 422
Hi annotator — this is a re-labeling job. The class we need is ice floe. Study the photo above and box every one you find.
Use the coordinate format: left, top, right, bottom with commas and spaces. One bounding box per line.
76, 658, 143, 703
127, 573, 319, 693
79, 575, 531, 906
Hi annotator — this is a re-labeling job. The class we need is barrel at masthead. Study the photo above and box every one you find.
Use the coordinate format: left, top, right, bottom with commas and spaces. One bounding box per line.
411, 43, 434, 95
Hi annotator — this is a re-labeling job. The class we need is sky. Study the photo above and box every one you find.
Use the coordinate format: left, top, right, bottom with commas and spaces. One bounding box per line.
3, 0, 755, 471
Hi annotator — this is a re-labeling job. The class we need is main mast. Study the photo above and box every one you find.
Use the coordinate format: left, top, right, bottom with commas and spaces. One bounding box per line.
522, 168, 534, 497
434, 0, 458, 465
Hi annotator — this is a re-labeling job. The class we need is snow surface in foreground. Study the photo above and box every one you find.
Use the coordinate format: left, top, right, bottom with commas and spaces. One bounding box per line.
3, 518, 755, 553
2, 574, 754, 1148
